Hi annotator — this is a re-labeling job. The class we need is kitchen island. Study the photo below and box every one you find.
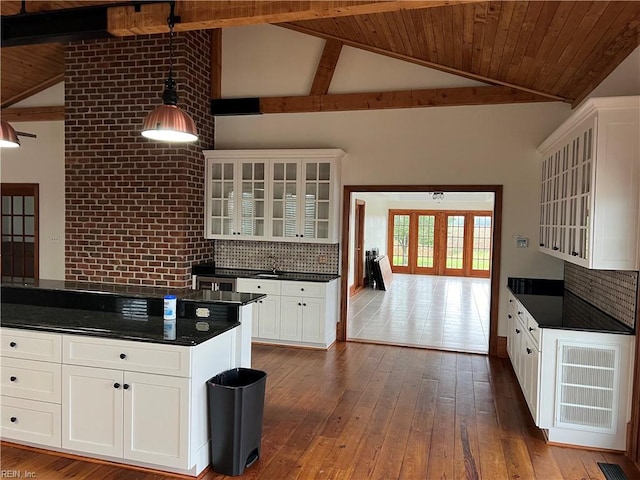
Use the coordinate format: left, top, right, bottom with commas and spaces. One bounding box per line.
0, 280, 264, 477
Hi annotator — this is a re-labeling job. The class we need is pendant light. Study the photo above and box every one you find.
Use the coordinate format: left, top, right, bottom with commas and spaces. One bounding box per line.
0, 119, 21, 148
141, 1, 198, 143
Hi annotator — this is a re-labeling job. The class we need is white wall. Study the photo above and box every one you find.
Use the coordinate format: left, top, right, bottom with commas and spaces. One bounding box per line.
217, 25, 572, 336
0, 84, 65, 279
0, 121, 65, 280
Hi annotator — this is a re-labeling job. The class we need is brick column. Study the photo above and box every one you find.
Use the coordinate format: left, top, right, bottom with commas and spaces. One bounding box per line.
65, 31, 214, 287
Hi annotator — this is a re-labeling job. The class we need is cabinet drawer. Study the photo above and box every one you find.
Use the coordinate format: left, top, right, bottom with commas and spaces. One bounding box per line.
281, 281, 326, 298
526, 316, 541, 348
0, 328, 62, 363
236, 278, 281, 295
507, 292, 518, 309
1, 358, 61, 404
63, 336, 191, 377
0, 395, 61, 448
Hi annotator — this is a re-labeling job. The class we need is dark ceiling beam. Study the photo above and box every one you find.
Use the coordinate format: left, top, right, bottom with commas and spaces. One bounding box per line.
280, 23, 571, 103
211, 85, 556, 116
1, 5, 112, 46
210, 29, 222, 100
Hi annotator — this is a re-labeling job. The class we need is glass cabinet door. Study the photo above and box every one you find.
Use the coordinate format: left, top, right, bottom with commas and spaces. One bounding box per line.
271, 161, 299, 240
208, 161, 236, 237
578, 125, 593, 262
239, 161, 267, 238
301, 160, 332, 240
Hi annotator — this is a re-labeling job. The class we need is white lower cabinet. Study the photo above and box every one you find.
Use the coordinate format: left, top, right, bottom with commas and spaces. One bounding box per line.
62, 365, 190, 468
280, 296, 324, 344
507, 293, 634, 450
236, 278, 339, 349
0, 328, 62, 448
256, 296, 281, 340
0, 323, 246, 477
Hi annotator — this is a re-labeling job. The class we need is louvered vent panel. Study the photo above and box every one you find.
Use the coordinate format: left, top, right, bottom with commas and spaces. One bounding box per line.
555, 342, 619, 433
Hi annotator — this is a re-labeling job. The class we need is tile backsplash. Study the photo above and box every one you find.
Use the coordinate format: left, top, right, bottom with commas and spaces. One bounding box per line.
564, 263, 638, 329
214, 240, 340, 274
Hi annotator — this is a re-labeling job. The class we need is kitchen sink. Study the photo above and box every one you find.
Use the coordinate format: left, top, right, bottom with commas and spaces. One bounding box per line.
254, 272, 282, 279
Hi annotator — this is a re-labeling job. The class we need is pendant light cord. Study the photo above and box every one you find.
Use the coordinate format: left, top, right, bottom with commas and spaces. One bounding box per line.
161, 1, 179, 106
167, 1, 176, 80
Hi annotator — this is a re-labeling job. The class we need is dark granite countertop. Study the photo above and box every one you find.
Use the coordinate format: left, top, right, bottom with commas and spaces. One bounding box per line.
1, 279, 266, 346
507, 277, 634, 335
192, 263, 339, 283
1, 304, 239, 346
1, 279, 264, 305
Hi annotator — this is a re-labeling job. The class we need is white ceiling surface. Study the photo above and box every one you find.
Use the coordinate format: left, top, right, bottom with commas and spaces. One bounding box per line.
586, 45, 640, 102
13, 82, 64, 107
222, 24, 487, 98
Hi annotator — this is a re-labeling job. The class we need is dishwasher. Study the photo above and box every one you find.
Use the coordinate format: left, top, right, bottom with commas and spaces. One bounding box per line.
191, 262, 237, 291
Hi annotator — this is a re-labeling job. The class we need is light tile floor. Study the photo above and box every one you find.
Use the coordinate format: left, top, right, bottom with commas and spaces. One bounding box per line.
347, 273, 491, 354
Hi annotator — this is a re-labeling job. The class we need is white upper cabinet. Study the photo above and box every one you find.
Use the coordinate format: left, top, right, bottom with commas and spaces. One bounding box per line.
204, 149, 345, 243
537, 96, 639, 270
204, 158, 268, 239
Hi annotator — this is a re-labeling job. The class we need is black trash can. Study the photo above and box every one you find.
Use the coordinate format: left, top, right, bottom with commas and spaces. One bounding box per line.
207, 368, 267, 476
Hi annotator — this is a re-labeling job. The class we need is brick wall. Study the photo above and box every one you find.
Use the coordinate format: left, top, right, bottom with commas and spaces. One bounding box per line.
65, 31, 214, 288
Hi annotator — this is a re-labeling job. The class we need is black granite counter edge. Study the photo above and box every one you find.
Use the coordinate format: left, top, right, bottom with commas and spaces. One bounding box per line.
0, 320, 241, 346
506, 278, 634, 335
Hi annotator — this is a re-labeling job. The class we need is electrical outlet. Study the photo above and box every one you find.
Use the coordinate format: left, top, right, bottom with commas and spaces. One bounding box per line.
317, 254, 327, 264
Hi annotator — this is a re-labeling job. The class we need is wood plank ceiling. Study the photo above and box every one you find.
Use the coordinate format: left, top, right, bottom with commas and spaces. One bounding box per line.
1, 1, 639, 110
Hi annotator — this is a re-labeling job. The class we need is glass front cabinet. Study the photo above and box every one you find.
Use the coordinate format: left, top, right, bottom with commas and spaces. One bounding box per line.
204, 157, 268, 239
537, 96, 639, 270
204, 149, 345, 243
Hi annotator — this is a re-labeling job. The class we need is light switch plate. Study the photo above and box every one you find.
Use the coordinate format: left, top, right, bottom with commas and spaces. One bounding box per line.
516, 237, 529, 248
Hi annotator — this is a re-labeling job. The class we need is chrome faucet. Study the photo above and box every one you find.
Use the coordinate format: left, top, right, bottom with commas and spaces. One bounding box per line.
268, 254, 278, 274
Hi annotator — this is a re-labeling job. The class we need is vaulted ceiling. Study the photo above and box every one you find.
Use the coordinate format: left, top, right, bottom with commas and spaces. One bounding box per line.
1, 1, 639, 111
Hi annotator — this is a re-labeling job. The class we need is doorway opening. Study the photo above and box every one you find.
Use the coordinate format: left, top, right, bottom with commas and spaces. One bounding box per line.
339, 186, 503, 356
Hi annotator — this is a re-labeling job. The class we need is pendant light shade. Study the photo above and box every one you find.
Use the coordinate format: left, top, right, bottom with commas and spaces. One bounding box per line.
0, 119, 21, 148
141, 105, 198, 143
141, 2, 198, 143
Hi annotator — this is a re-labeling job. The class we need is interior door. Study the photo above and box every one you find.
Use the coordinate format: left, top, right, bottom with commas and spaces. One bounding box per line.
353, 200, 366, 292
1, 184, 39, 282
414, 213, 437, 275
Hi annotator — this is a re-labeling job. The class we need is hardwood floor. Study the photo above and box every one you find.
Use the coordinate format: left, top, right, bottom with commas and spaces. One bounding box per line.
2, 343, 639, 479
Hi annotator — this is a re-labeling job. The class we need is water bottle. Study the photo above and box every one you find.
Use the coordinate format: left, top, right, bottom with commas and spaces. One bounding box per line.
164, 295, 177, 340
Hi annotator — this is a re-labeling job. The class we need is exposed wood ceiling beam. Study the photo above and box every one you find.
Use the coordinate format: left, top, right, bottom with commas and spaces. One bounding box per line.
281, 23, 571, 103
248, 86, 556, 114
107, 0, 483, 36
1, 73, 64, 109
1, 106, 65, 122
310, 39, 343, 95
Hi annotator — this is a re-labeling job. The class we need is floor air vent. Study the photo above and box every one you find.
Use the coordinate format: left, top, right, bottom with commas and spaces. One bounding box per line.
597, 463, 628, 480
